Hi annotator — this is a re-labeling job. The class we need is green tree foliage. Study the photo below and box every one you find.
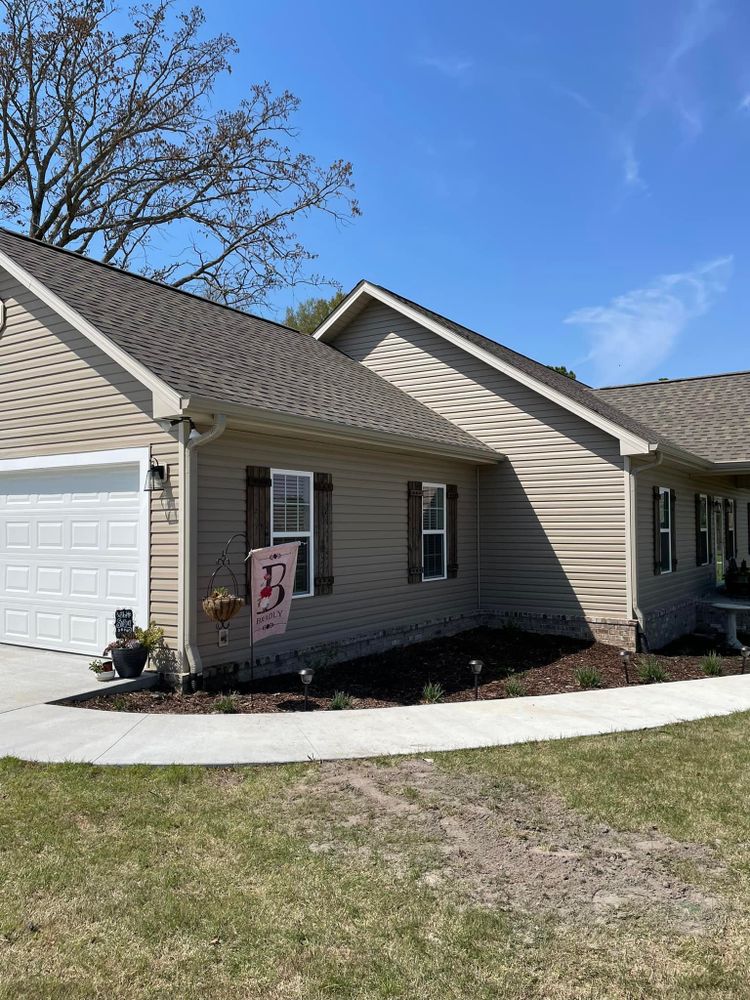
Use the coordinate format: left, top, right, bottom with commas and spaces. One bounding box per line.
549, 365, 577, 380
284, 291, 346, 333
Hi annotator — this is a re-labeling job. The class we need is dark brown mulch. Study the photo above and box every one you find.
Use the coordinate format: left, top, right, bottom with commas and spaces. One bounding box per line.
70, 626, 750, 715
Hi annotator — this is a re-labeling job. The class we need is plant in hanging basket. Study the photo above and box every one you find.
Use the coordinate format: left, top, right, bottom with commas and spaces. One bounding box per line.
202, 586, 245, 624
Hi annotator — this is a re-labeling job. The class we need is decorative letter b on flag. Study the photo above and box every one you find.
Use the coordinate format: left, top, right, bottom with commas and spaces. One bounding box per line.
249, 541, 300, 642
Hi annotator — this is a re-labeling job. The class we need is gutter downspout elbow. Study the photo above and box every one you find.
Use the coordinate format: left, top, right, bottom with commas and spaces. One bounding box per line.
181, 415, 227, 685
628, 451, 663, 649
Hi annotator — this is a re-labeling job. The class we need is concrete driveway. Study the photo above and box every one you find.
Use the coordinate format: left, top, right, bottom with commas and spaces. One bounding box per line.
0, 643, 155, 712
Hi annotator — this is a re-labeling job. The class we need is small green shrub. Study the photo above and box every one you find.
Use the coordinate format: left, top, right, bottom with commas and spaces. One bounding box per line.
422, 681, 445, 704
329, 690, 354, 711
504, 675, 526, 698
575, 666, 603, 690
701, 651, 723, 676
213, 694, 239, 714
637, 656, 669, 684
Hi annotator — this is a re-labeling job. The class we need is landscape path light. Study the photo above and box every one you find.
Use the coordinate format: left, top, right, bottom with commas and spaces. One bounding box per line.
741, 646, 749, 675
619, 649, 632, 685
469, 658, 484, 700
299, 667, 314, 711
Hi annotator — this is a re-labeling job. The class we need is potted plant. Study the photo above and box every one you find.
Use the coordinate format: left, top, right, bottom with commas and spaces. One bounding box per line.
104, 623, 164, 679
202, 585, 244, 624
89, 658, 115, 682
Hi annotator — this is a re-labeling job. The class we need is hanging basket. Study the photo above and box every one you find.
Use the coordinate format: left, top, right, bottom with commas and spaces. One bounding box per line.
202, 595, 245, 624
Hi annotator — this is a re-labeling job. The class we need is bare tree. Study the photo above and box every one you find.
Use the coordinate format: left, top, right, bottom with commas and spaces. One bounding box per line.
0, 0, 358, 307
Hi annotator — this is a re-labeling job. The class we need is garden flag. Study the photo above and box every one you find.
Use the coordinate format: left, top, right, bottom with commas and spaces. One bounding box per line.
248, 541, 301, 643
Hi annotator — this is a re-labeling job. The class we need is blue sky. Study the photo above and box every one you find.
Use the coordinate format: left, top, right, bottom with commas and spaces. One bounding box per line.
206, 0, 750, 386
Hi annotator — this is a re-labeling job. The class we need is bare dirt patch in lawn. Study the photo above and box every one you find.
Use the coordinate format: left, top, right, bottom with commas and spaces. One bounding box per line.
67, 627, 750, 714
290, 758, 725, 935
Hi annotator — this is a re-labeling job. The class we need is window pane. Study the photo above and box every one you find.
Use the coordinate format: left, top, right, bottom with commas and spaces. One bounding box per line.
273, 474, 311, 533
659, 490, 670, 529
422, 486, 445, 531
423, 533, 444, 579
660, 532, 671, 572
272, 534, 310, 595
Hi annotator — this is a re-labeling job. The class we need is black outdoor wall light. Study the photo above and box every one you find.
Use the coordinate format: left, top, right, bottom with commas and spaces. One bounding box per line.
143, 457, 167, 493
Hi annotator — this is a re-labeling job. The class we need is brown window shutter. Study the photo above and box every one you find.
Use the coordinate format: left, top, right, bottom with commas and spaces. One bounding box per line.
247, 466, 271, 549
446, 484, 459, 578
653, 485, 662, 575
708, 496, 714, 561
407, 481, 423, 583
246, 465, 271, 593
724, 499, 732, 558
670, 489, 678, 571
314, 472, 334, 595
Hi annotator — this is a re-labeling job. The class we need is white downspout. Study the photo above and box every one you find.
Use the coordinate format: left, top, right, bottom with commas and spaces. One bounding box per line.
181, 414, 227, 686
627, 451, 663, 645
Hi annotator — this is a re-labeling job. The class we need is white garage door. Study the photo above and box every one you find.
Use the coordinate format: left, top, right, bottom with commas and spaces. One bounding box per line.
0, 459, 148, 655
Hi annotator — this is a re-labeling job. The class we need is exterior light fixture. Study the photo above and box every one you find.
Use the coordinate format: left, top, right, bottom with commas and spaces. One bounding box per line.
299, 667, 314, 710
741, 646, 749, 675
143, 457, 166, 493
469, 658, 484, 700
619, 649, 631, 684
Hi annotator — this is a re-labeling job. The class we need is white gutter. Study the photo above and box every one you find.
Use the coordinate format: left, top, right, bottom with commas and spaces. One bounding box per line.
180, 414, 227, 686
626, 451, 663, 646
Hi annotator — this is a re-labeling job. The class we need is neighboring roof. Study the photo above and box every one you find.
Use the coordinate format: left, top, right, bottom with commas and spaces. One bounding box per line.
598, 372, 750, 465
0, 229, 497, 461
316, 280, 664, 454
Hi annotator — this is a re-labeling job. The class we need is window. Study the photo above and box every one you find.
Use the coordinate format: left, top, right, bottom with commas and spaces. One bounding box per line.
422, 484, 446, 580
658, 486, 672, 574
697, 494, 710, 566
271, 470, 313, 597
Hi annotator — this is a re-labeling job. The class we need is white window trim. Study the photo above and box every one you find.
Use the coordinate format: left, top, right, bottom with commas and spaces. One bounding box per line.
422, 482, 447, 582
659, 486, 673, 574
698, 493, 710, 566
270, 468, 314, 599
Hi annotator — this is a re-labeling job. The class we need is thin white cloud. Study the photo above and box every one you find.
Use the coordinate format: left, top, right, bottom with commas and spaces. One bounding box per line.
739, 93, 750, 111
620, 0, 719, 183
555, 0, 719, 190
417, 54, 473, 79
564, 256, 733, 384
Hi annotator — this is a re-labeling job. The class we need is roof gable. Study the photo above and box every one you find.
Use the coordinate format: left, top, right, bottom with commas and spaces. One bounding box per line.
0, 229, 496, 462
315, 281, 661, 457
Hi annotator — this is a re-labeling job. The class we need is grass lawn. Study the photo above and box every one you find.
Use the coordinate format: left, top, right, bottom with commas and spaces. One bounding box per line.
2, 713, 750, 999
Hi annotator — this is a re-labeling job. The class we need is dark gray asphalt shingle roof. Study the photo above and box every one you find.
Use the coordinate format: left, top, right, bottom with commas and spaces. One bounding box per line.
598, 374, 750, 465
0, 229, 496, 459
370, 283, 664, 448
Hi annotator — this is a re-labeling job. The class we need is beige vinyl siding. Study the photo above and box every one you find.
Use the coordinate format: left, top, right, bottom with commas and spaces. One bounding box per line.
333, 301, 628, 620
0, 273, 179, 648
635, 459, 750, 612
196, 428, 478, 666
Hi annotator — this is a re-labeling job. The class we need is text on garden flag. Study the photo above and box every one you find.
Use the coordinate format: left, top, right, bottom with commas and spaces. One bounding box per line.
249, 541, 301, 642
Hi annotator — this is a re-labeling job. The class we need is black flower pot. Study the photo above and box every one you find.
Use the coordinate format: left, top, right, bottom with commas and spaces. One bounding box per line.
112, 646, 149, 678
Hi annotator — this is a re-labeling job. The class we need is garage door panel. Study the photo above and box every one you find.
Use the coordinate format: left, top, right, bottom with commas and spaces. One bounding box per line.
0, 461, 147, 655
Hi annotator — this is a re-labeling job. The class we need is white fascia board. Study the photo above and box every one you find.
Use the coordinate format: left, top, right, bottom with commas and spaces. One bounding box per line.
0, 248, 183, 413
315, 282, 655, 457
181, 394, 501, 465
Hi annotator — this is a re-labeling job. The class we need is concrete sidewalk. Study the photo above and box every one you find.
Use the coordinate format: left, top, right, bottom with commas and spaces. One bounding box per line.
1, 667, 749, 765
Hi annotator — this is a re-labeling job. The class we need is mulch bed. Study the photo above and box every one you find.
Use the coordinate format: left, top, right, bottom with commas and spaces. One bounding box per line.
70, 626, 750, 715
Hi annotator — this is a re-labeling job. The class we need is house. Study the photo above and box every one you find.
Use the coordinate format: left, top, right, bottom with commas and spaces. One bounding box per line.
0, 231, 747, 688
